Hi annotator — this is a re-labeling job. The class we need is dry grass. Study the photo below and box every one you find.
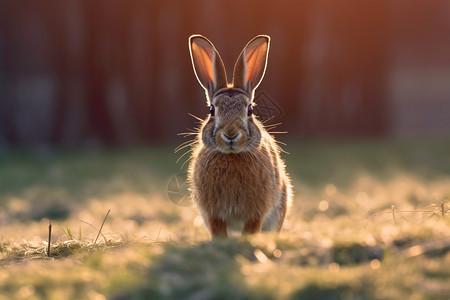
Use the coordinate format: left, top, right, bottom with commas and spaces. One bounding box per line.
0, 141, 449, 299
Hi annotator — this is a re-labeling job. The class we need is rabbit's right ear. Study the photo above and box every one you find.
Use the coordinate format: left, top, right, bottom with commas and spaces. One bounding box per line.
189, 35, 228, 100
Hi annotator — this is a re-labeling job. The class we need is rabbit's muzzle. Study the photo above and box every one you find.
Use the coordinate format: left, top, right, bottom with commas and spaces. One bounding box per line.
214, 121, 248, 153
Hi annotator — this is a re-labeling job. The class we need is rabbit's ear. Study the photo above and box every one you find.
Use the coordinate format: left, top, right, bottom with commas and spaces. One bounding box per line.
189, 35, 228, 100
232, 35, 270, 96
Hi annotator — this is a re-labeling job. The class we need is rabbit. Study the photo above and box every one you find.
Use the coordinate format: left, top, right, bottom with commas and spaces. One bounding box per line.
187, 34, 292, 238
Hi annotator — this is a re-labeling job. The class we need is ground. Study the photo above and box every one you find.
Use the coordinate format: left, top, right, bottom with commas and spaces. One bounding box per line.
0, 140, 449, 299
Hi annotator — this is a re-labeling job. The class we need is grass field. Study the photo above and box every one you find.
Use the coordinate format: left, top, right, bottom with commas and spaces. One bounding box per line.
0, 140, 449, 299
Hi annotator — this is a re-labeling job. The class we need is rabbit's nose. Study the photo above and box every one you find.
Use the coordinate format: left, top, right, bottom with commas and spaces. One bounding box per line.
221, 132, 241, 143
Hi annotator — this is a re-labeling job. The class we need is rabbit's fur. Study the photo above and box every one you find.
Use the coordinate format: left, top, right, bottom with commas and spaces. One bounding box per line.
188, 34, 292, 238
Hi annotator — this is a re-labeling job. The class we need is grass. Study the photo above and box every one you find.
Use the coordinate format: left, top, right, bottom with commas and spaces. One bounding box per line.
0, 140, 449, 299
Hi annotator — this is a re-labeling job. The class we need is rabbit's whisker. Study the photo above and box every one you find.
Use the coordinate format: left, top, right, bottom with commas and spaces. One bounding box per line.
261, 116, 276, 124
180, 155, 193, 170
277, 147, 289, 155
175, 139, 197, 153
178, 128, 200, 136
176, 149, 193, 164
178, 132, 198, 137
175, 143, 195, 154
264, 122, 282, 129
274, 140, 287, 146
175, 141, 196, 153
176, 138, 196, 146
188, 113, 205, 122
178, 126, 201, 135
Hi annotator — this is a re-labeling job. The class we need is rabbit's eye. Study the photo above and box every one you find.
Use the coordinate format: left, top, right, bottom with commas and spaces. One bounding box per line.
209, 105, 215, 116
248, 105, 253, 116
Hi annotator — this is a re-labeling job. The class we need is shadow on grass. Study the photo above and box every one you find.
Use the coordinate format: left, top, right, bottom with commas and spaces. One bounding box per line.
111, 239, 274, 300
109, 238, 384, 300
291, 282, 374, 300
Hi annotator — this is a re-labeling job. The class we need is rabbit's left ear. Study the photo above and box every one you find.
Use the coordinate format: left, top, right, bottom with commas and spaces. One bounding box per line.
232, 35, 270, 96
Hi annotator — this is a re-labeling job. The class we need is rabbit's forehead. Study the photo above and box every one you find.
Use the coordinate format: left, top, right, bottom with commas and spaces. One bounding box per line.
213, 94, 249, 110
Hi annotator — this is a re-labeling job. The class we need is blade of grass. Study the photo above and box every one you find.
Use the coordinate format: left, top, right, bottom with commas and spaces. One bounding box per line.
47, 221, 52, 257
94, 209, 110, 245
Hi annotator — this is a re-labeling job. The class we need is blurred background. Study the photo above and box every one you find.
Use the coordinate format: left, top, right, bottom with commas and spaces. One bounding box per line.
1, 3, 449, 298
0, 0, 449, 148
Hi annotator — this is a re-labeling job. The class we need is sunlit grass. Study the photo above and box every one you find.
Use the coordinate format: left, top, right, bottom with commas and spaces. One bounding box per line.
0, 140, 449, 299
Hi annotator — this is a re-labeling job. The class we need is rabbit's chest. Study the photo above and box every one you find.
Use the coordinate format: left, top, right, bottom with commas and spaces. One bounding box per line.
199, 152, 271, 191
192, 151, 275, 218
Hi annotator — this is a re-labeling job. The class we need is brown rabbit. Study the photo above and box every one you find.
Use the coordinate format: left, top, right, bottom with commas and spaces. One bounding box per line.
187, 34, 292, 238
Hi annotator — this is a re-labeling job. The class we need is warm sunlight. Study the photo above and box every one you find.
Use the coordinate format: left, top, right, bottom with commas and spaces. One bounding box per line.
0, 1, 449, 299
